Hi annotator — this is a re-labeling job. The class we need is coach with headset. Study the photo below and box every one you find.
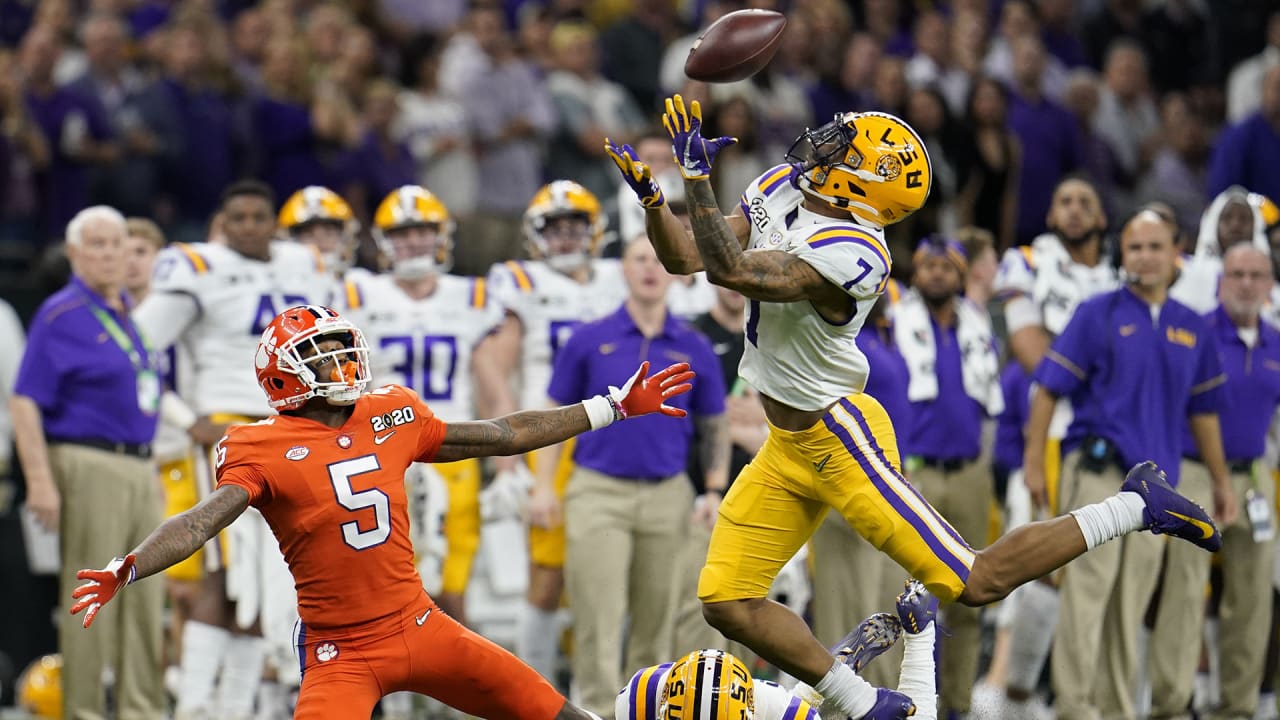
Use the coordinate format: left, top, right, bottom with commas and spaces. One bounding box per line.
1023, 209, 1237, 720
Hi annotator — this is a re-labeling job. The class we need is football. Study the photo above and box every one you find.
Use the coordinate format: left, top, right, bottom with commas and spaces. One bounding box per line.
684, 9, 788, 84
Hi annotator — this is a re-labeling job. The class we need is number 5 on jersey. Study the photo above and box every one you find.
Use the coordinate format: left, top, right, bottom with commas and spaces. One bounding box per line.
328, 455, 391, 550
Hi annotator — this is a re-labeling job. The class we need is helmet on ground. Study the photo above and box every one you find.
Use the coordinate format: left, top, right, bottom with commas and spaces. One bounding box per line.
255, 305, 370, 410
17, 654, 61, 719
373, 185, 454, 279
785, 111, 932, 227
523, 180, 605, 273
659, 649, 755, 720
278, 186, 359, 273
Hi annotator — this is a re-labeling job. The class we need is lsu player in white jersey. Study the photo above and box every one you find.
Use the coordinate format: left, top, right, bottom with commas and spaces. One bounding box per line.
341, 185, 504, 623
480, 180, 628, 681
278, 185, 366, 294
132, 180, 330, 720
607, 95, 1226, 720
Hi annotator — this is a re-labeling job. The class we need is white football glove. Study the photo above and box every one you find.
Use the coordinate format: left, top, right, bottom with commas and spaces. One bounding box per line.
480, 465, 535, 521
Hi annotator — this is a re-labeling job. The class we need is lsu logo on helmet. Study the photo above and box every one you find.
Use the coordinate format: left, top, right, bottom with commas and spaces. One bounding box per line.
524, 180, 606, 273
786, 111, 932, 228
373, 185, 454, 279
659, 649, 755, 720
278, 186, 358, 273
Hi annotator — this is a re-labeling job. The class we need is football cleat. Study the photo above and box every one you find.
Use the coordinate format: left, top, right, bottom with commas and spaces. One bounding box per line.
1122, 460, 1222, 552
831, 613, 901, 673
859, 688, 916, 719
895, 579, 939, 635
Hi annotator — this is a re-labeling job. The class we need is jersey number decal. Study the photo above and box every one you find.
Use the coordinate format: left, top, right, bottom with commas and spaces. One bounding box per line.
328, 455, 391, 551
549, 319, 581, 361
380, 335, 458, 400
843, 258, 874, 291
252, 294, 310, 335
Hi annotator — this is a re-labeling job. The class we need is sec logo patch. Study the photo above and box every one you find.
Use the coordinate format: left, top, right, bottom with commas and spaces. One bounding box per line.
316, 643, 338, 662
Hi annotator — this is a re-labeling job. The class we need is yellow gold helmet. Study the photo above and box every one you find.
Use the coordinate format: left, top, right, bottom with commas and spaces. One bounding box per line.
659, 650, 755, 720
373, 185, 454, 279
17, 654, 62, 719
785, 111, 932, 227
523, 180, 606, 273
1250, 192, 1280, 229
278, 186, 358, 273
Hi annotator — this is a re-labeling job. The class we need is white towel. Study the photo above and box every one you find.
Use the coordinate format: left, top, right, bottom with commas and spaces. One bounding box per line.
893, 289, 1004, 416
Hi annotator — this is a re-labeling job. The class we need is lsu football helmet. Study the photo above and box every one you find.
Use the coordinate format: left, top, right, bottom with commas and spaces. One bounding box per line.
373, 185, 454, 279
255, 305, 371, 411
17, 654, 62, 719
524, 180, 606, 273
278, 186, 359, 273
785, 111, 932, 227
659, 649, 755, 720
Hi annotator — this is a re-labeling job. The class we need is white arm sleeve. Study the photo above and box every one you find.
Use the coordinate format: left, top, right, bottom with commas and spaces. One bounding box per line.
132, 291, 199, 351
1002, 295, 1043, 336
897, 630, 938, 720
0, 299, 25, 469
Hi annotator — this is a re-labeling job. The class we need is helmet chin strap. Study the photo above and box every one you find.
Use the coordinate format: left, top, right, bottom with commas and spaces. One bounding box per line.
547, 251, 589, 274
393, 257, 439, 280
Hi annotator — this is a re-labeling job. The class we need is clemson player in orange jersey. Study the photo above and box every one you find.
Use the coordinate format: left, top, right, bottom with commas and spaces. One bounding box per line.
69, 305, 694, 720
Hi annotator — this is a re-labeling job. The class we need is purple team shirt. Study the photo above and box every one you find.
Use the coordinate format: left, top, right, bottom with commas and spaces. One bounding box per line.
548, 304, 726, 480
1035, 287, 1225, 486
904, 320, 986, 461
993, 362, 1032, 471
13, 276, 158, 445
856, 325, 911, 456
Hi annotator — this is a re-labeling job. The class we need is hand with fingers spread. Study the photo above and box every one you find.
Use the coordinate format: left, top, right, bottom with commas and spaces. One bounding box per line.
609, 361, 695, 419
605, 138, 666, 208
662, 94, 737, 180
70, 554, 137, 628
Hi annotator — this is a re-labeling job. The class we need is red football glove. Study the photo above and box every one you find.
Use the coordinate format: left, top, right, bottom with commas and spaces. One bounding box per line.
609, 361, 695, 419
70, 554, 137, 629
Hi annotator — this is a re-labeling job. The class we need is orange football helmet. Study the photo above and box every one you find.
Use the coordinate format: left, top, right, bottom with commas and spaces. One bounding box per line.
255, 305, 371, 411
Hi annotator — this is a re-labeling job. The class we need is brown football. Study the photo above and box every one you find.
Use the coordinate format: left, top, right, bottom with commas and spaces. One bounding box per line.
684, 9, 788, 84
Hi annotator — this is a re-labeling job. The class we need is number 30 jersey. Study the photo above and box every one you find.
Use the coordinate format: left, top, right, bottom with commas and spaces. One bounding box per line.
215, 385, 447, 629
341, 273, 502, 422
487, 259, 627, 410
735, 165, 893, 411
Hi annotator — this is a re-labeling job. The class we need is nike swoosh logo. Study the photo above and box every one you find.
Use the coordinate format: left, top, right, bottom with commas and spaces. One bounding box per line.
1166, 510, 1215, 540
813, 453, 832, 472
374, 431, 396, 445
415, 609, 432, 626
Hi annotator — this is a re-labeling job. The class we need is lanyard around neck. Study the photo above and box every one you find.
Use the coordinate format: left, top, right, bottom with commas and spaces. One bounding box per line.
80, 290, 151, 371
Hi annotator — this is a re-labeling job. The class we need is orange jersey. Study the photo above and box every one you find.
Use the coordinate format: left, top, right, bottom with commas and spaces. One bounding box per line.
215, 385, 446, 630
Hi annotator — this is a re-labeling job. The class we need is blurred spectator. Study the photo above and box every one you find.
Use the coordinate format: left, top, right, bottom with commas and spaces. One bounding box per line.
984, 0, 1068, 103
1081, 0, 1144, 70
377, 0, 466, 43
154, 17, 247, 245
904, 9, 970, 116
1092, 40, 1160, 193
456, 3, 555, 275
1038, 0, 1087, 69
66, 12, 181, 219
957, 226, 998, 308
0, 47, 49, 252
0, 294, 23, 478
1137, 93, 1210, 236
795, 0, 852, 84
337, 78, 415, 224
394, 33, 477, 221
600, 0, 678, 112
902, 86, 964, 236
955, 75, 1019, 252
1170, 185, 1269, 314
1227, 10, 1280, 124
121, 216, 161, 305
807, 32, 880, 127
1208, 65, 1280, 204
228, 7, 270, 91
545, 20, 645, 223
1061, 69, 1123, 220
866, 54, 907, 117
705, 96, 768, 216
35, 0, 87, 86
11, 206, 164, 720
1141, 0, 1219, 96
21, 23, 117, 245
1005, 34, 1083, 245
859, 0, 909, 57
949, 9, 989, 95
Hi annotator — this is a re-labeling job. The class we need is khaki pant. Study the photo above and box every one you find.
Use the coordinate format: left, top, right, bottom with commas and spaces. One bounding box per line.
672, 521, 756, 664
810, 510, 905, 688
1149, 460, 1217, 719
1052, 450, 1165, 720
564, 468, 693, 716
52, 444, 165, 720
913, 459, 992, 715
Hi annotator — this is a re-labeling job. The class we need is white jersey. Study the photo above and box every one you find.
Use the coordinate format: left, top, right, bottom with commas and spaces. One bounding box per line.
993, 232, 1119, 337
133, 240, 329, 417
615, 662, 817, 720
735, 164, 891, 412
487, 258, 627, 409
341, 273, 502, 422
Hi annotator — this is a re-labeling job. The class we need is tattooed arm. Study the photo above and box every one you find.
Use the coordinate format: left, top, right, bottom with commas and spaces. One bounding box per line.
131, 484, 249, 581
433, 405, 593, 462
696, 413, 730, 493
684, 180, 848, 307
644, 202, 753, 275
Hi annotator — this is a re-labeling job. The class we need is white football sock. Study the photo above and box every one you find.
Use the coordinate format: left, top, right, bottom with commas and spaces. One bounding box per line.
814, 660, 877, 718
897, 627, 937, 720
216, 634, 266, 719
1005, 581, 1059, 694
176, 620, 229, 714
517, 602, 560, 680
1070, 491, 1146, 549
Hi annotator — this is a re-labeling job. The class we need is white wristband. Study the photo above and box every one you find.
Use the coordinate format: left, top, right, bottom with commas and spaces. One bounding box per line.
582, 395, 620, 430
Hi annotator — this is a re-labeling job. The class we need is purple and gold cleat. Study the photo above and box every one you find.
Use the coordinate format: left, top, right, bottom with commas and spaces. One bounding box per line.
895, 579, 938, 635
861, 688, 916, 719
1122, 460, 1222, 552
830, 613, 902, 673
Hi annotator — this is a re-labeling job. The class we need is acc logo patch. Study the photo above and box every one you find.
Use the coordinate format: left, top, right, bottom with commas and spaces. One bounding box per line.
875, 154, 902, 181
315, 643, 338, 662
285, 446, 309, 461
